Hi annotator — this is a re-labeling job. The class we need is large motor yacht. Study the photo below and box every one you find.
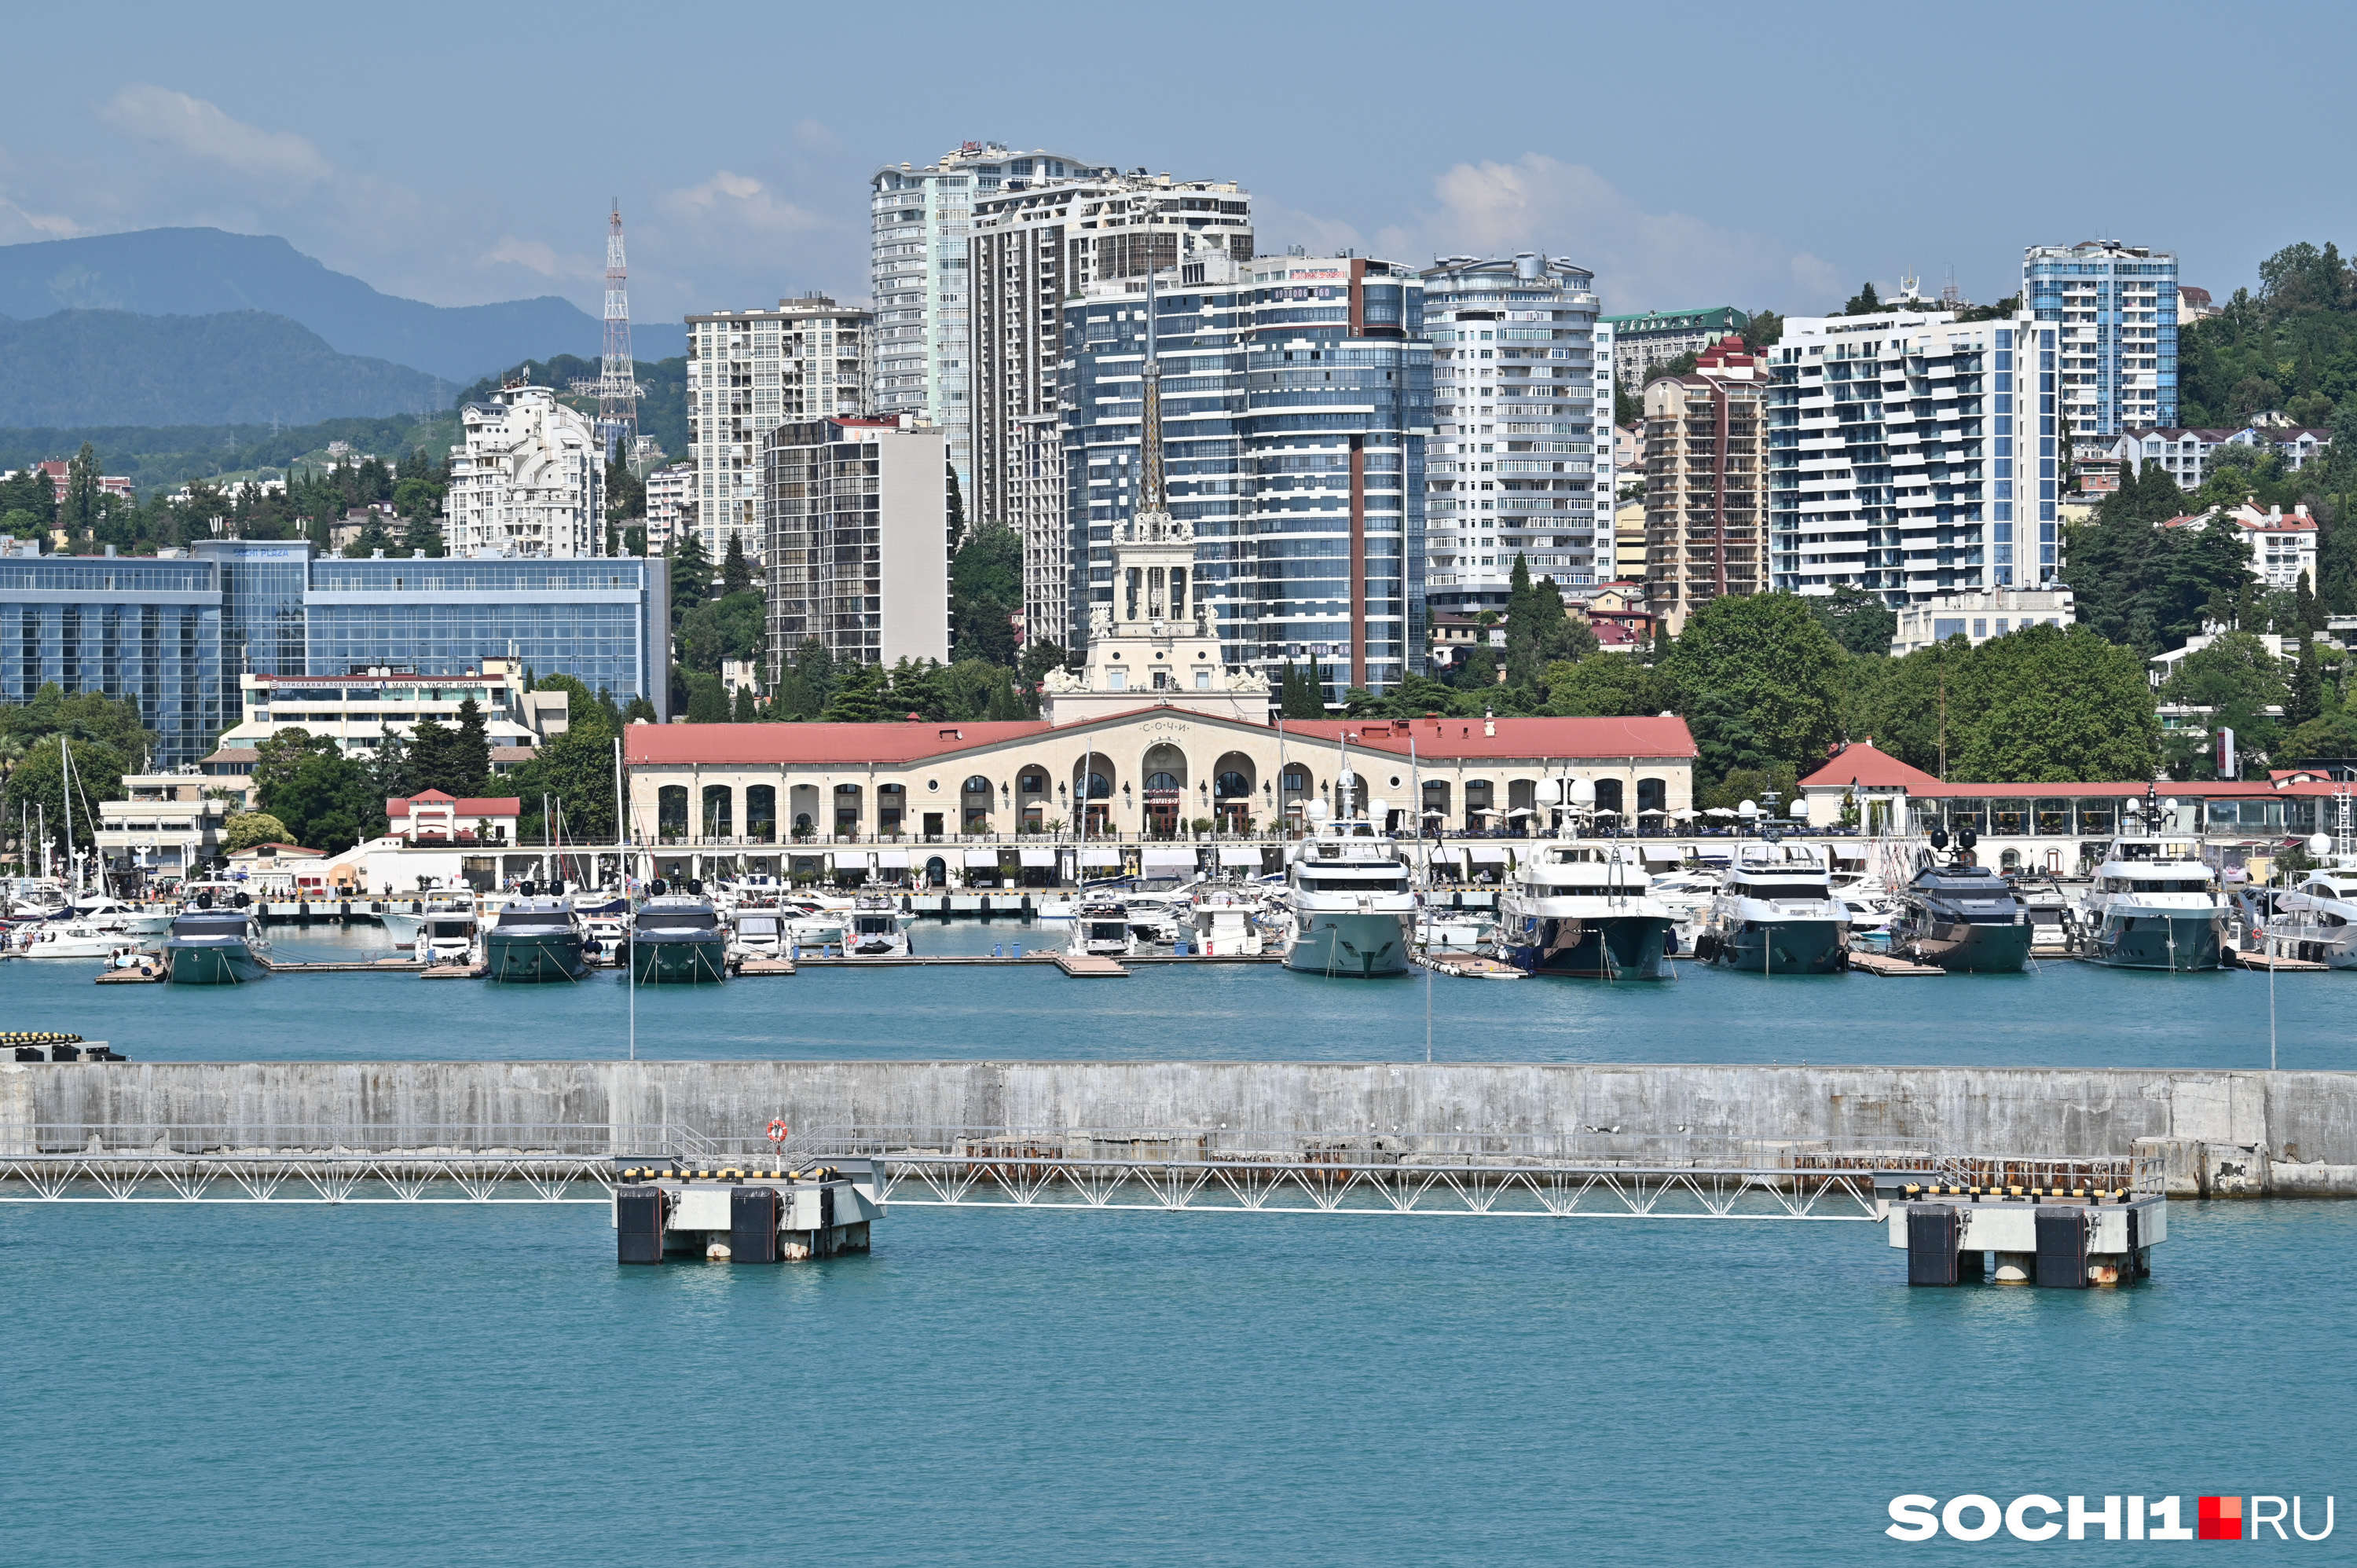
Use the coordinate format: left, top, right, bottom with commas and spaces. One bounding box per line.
2077, 838, 2225, 971
381, 889, 478, 948
1491, 834, 1673, 980
2261, 863, 2357, 968
1280, 800, 1414, 977
628, 894, 729, 984
1888, 838, 2032, 973
483, 897, 588, 983
1696, 838, 1849, 974
163, 907, 272, 984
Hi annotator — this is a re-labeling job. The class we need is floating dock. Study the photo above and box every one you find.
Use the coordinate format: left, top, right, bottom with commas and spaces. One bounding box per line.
1414, 951, 1523, 980
259, 956, 427, 976
2227, 947, 2330, 973
1846, 950, 1945, 977
1888, 1181, 2165, 1287
1053, 953, 1130, 977
613, 1160, 883, 1263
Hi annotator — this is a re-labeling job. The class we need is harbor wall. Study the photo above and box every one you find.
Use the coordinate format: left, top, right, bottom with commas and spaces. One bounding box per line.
8, 1059, 2357, 1194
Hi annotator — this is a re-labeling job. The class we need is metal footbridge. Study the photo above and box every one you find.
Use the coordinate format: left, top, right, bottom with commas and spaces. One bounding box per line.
0, 1123, 2148, 1222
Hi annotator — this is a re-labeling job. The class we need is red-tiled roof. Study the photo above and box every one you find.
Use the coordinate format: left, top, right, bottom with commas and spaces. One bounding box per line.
1799, 740, 1943, 791
1282, 716, 1697, 760
387, 794, 522, 817
621, 713, 1699, 766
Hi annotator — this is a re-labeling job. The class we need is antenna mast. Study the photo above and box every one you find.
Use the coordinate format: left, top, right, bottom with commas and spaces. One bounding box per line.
574, 200, 645, 463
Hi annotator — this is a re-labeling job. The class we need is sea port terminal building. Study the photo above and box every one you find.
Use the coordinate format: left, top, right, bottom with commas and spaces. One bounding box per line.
1801, 741, 2345, 880
0, 540, 668, 768
622, 711, 1699, 887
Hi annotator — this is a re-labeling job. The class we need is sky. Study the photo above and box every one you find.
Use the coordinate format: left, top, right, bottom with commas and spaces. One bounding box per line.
1, 0, 2348, 330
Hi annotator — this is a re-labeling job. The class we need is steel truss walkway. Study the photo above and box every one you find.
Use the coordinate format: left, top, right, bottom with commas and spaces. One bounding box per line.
0, 1124, 2143, 1219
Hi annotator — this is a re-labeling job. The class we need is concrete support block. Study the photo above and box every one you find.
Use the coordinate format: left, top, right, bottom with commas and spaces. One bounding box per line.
2264, 1160, 2357, 1197
2132, 1137, 2207, 1197
2204, 1142, 2270, 1197
1992, 1252, 2034, 1284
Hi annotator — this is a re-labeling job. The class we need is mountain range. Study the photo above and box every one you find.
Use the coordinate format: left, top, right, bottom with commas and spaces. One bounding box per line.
0, 310, 453, 427
0, 228, 687, 422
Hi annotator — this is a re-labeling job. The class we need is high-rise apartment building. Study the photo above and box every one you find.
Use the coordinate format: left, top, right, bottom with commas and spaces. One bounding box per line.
762, 416, 950, 669
970, 170, 1252, 651
641, 463, 689, 553
2022, 240, 2177, 437
1642, 336, 1769, 632
871, 143, 1107, 504
684, 296, 871, 567
1766, 310, 2056, 605
1421, 255, 1615, 616
1061, 254, 1432, 701
442, 383, 605, 558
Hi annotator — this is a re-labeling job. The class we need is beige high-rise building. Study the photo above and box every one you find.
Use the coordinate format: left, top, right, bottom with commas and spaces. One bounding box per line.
969, 170, 1252, 652
763, 416, 949, 670
1642, 336, 1768, 633
685, 296, 871, 567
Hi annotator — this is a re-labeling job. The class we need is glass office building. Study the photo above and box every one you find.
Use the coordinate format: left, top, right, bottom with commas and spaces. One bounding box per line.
2022, 240, 2177, 437
1061, 254, 1431, 700
0, 543, 668, 768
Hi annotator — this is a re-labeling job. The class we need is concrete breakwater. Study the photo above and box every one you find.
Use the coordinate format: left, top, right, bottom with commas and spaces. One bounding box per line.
8, 1059, 2357, 1196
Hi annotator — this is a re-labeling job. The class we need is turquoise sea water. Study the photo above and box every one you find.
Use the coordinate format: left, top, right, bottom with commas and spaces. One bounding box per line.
3, 1199, 2350, 1565
2, 917, 2344, 1071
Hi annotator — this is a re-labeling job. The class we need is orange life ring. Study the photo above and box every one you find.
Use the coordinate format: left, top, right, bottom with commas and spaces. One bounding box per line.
766, 1119, 789, 1143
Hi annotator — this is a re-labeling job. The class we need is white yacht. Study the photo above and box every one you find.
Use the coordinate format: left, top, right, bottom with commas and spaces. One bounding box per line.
2260, 866, 2357, 968
1070, 900, 1137, 958
381, 890, 478, 948
1281, 801, 1414, 977
1186, 888, 1263, 956
412, 910, 480, 967
72, 896, 174, 938
846, 895, 911, 958
1696, 841, 1849, 974
2077, 838, 2225, 971
1491, 837, 1674, 980
9, 920, 141, 961
1646, 867, 1721, 946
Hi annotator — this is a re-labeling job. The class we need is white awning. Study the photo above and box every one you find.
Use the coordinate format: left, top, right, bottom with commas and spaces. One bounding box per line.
873, 851, 911, 869
1218, 846, 1262, 866
1080, 847, 1124, 867
1017, 848, 1056, 867
1142, 848, 1197, 869
962, 849, 1001, 868
1467, 847, 1508, 865
1426, 846, 1464, 863
1640, 845, 1683, 866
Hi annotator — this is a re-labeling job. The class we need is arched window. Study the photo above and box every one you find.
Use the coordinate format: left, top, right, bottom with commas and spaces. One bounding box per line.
1595, 779, 1625, 815
1145, 771, 1182, 794
1215, 771, 1250, 799
1018, 771, 1047, 793
1083, 772, 1112, 799
962, 775, 993, 796
1282, 767, 1309, 793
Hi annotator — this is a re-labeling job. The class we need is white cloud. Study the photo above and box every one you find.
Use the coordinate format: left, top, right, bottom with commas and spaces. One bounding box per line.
659, 170, 827, 237
98, 85, 332, 185
481, 235, 577, 280
1372, 153, 1848, 313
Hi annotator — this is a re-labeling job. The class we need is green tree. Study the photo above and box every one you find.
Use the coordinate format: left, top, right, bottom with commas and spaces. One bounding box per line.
222, 811, 293, 852
252, 728, 339, 800
819, 661, 889, 722
1659, 592, 1844, 783
60, 442, 101, 541
508, 711, 618, 842
732, 685, 758, 721
449, 699, 492, 795
604, 458, 646, 529
1280, 657, 1329, 719
950, 524, 1023, 666
2287, 636, 2326, 727
676, 589, 768, 674
1805, 585, 1897, 657
669, 532, 713, 623
1952, 624, 2161, 782
720, 531, 755, 596
260, 749, 380, 853
1501, 557, 1599, 689
4, 734, 131, 862
685, 671, 729, 723
1543, 654, 1668, 716
369, 727, 411, 804
1842, 281, 1883, 316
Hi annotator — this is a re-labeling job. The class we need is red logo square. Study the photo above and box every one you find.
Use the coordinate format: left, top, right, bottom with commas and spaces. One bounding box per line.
2198, 1496, 2242, 1541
